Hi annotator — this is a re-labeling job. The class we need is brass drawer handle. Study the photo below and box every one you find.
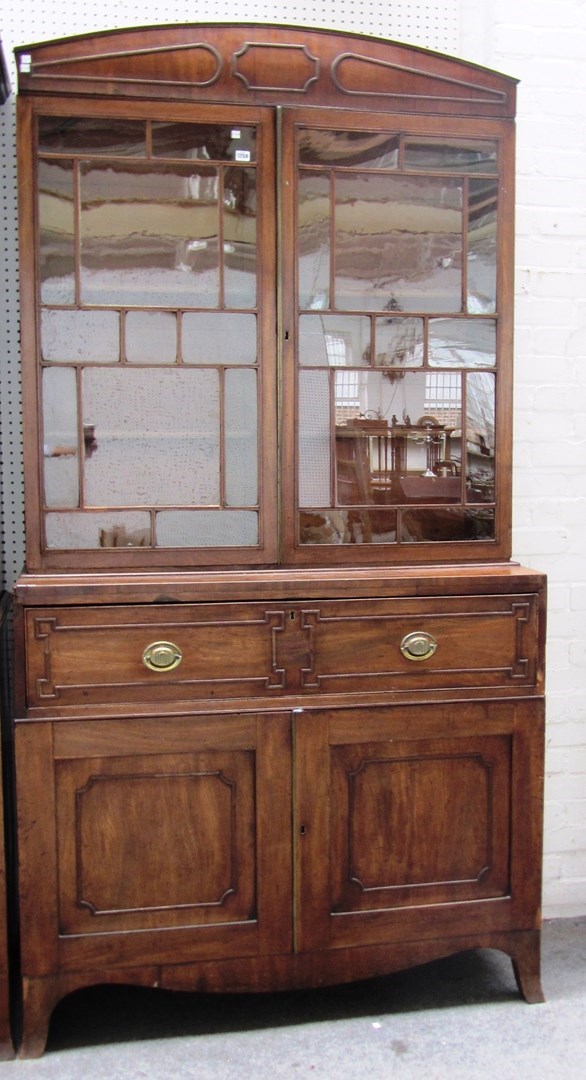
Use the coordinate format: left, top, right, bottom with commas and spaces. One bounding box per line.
142, 641, 183, 672
400, 631, 438, 662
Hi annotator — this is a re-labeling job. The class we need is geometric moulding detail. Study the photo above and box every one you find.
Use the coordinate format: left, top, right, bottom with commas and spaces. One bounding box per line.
26, 42, 223, 90
233, 42, 319, 92
331, 53, 508, 106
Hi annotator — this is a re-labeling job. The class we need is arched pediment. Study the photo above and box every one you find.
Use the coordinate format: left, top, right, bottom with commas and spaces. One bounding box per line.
15, 23, 516, 118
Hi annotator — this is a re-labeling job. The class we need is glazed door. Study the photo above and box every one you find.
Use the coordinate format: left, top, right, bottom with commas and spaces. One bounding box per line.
16, 712, 292, 975
22, 94, 513, 572
294, 701, 543, 953
280, 108, 514, 565
21, 97, 278, 569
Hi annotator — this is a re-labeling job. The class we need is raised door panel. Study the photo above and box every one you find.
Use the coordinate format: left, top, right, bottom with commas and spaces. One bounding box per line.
328, 734, 510, 911
56, 749, 256, 936
295, 700, 543, 953
16, 713, 292, 974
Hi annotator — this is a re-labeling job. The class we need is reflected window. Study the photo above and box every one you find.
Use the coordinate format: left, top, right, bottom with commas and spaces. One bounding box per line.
299, 315, 370, 366
425, 372, 462, 428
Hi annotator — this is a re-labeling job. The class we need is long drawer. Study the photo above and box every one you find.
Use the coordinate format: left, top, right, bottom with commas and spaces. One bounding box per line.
23, 593, 542, 709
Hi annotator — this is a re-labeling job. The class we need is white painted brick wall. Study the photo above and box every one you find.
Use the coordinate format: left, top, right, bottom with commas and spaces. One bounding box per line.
461, 0, 586, 918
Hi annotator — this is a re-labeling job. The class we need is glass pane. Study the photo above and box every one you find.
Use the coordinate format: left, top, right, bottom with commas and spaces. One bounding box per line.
224, 369, 258, 506
38, 116, 146, 155
298, 370, 331, 507
223, 166, 257, 308
125, 311, 177, 364
82, 368, 220, 507
334, 368, 462, 428
299, 508, 397, 544
299, 315, 370, 367
42, 367, 79, 508
38, 159, 75, 304
401, 507, 495, 542
182, 313, 257, 364
335, 174, 463, 312
374, 317, 424, 368
404, 137, 498, 173
80, 162, 220, 307
41, 309, 120, 363
429, 319, 496, 367
298, 171, 330, 310
45, 511, 151, 549
466, 372, 495, 502
334, 371, 462, 506
152, 122, 256, 162
299, 129, 399, 168
156, 510, 258, 547
467, 179, 497, 314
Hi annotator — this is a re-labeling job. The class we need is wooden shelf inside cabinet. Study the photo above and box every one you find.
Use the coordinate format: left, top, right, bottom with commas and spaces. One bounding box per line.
11, 22, 544, 1058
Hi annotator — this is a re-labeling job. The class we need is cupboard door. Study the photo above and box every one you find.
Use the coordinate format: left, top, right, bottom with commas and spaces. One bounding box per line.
294, 700, 543, 953
22, 99, 278, 570
280, 108, 514, 566
16, 712, 292, 974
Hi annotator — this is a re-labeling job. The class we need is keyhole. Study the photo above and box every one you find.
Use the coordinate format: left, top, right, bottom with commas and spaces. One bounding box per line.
300, 824, 307, 836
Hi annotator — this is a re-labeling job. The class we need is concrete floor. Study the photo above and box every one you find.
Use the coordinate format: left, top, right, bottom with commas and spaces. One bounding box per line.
1, 917, 584, 1078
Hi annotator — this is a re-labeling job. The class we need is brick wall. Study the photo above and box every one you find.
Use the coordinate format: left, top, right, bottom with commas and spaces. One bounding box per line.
463, 0, 586, 917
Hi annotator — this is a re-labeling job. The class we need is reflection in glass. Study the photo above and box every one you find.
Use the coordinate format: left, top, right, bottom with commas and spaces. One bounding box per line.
404, 137, 498, 173
467, 178, 497, 314
82, 368, 220, 507
223, 166, 257, 308
298, 315, 370, 367
45, 511, 151, 549
41, 308, 120, 363
401, 507, 495, 542
80, 162, 220, 306
332, 369, 462, 431
299, 129, 399, 168
38, 116, 146, 155
156, 510, 258, 547
466, 372, 495, 502
298, 171, 330, 309
334, 174, 463, 312
125, 310, 177, 364
299, 508, 397, 544
429, 318, 496, 367
224, 369, 258, 506
42, 367, 79, 508
152, 123, 256, 162
374, 317, 424, 368
183, 313, 257, 364
296, 365, 472, 516
38, 159, 75, 304
298, 370, 331, 507
333, 371, 462, 507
